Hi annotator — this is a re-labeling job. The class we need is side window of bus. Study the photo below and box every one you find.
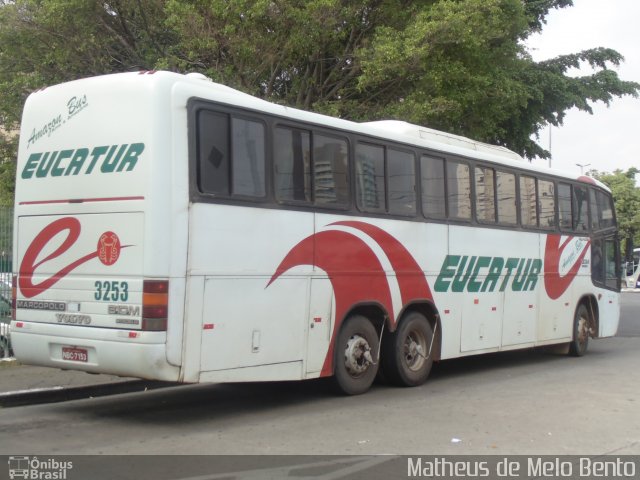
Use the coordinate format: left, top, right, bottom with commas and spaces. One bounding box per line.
538, 179, 556, 229
558, 182, 572, 230
274, 127, 311, 202
597, 190, 615, 230
387, 148, 416, 216
589, 188, 615, 231
496, 171, 517, 224
356, 143, 385, 213
589, 188, 600, 230
447, 161, 471, 220
313, 134, 349, 206
519, 175, 538, 228
420, 155, 446, 219
197, 110, 230, 195
197, 110, 266, 198
232, 118, 266, 197
573, 186, 589, 232
475, 166, 496, 223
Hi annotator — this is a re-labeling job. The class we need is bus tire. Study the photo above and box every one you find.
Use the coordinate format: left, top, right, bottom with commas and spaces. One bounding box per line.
332, 315, 379, 395
569, 303, 590, 357
382, 311, 434, 387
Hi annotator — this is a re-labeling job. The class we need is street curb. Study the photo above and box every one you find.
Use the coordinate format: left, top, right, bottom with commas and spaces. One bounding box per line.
0, 379, 178, 408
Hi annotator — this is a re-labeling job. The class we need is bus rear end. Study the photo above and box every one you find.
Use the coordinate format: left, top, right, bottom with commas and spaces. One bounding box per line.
12, 72, 182, 381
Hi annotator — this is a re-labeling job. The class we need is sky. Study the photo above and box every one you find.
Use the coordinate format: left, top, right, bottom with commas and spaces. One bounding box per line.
525, 0, 640, 178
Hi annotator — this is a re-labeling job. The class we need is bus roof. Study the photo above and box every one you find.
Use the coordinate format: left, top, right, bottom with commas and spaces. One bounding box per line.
31, 70, 611, 192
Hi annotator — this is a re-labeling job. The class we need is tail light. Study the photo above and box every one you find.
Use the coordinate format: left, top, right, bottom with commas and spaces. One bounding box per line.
11, 274, 16, 321
142, 279, 168, 331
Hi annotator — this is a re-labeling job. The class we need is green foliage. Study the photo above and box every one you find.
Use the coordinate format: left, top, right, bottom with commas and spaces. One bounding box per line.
591, 168, 640, 260
0, 0, 638, 203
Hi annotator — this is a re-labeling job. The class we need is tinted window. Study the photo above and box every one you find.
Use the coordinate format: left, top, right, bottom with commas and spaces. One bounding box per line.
275, 127, 311, 202
197, 111, 265, 197
232, 118, 265, 197
447, 161, 471, 220
558, 183, 572, 230
197, 110, 229, 195
475, 166, 496, 222
573, 186, 589, 232
590, 189, 615, 231
598, 190, 615, 229
519, 176, 537, 227
421, 156, 446, 218
497, 171, 517, 224
356, 143, 385, 213
313, 134, 349, 206
538, 179, 556, 229
388, 149, 416, 216
589, 188, 600, 230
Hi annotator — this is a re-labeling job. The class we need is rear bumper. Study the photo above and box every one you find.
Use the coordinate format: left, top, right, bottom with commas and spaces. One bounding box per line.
11, 322, 180, 381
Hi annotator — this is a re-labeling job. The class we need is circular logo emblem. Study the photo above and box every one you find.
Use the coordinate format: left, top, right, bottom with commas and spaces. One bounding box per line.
97, 231, 121, 266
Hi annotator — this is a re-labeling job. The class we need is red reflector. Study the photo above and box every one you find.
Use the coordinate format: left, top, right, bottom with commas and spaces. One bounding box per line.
142, 318, 167, 331
128, 331, 139, 338
15, 322, 24, 328
203, 323, 215, 330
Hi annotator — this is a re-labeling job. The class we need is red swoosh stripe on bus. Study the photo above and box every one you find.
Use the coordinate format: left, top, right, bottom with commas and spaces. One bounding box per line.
268, 229, 394, 376
332, 221, 433, 304
543, 234, 591, 300
268, 222, 433, 376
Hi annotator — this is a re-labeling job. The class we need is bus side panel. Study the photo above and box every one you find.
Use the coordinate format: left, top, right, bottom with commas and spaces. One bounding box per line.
188, 204, 311, 379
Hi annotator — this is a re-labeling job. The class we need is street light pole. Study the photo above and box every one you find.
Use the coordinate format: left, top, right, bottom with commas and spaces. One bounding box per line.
576, 163, 591, 175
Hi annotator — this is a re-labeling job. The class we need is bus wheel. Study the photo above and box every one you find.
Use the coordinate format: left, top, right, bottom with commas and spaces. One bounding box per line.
569, 303, 590, 357
382, 311, 434, 387
333, 315, 379, 395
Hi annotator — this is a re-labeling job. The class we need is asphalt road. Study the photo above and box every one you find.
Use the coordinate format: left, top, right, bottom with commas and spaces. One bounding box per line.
0, 293, 639, 477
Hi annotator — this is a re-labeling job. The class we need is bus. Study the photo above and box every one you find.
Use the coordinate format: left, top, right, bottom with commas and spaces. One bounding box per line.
625, 248, 640, 288
11, 71, 620, 395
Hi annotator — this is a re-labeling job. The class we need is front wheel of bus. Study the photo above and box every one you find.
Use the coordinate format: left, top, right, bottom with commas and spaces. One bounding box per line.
569, 303, 590, 357
382, 311, 434, 387
333, 315, 379, 395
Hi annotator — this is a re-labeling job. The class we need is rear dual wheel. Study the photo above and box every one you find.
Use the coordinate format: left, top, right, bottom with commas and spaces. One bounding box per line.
333, 315, 380, 395
382, 311, 434, 387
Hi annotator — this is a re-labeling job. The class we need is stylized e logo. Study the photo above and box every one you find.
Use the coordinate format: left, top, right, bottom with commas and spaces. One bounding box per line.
19, 217, 122, 298
544, 234, 591, 300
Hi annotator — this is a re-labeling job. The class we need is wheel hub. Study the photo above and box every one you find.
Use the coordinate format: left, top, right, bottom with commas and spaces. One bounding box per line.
344, 335, 372, 376
404, 332, 426, 371
577, 316, 589, 344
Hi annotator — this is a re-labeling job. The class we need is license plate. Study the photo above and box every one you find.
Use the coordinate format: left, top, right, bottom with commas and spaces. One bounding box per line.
62, 346, 88, 363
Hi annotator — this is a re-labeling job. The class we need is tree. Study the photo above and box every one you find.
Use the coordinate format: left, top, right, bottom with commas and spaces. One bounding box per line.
591, 168, 640, 261
0, 0, 638, 201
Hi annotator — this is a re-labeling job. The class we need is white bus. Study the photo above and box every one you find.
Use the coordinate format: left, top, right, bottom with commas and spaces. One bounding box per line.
11, 71, 620, 395
625, 248, 640, 288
